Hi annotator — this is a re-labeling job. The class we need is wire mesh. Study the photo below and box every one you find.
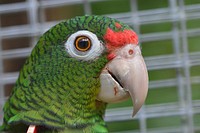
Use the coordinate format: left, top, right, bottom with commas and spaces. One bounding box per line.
0, 0, 200, 133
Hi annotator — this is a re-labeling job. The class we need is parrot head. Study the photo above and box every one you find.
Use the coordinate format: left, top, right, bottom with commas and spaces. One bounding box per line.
1, 15, 148, 132
62, 15, 148, 116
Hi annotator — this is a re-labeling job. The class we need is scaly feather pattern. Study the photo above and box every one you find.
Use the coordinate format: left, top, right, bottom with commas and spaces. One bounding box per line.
0, 15, 133, 133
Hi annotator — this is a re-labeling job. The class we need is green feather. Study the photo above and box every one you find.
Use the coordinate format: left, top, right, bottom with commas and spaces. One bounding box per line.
0, 15, 132, 132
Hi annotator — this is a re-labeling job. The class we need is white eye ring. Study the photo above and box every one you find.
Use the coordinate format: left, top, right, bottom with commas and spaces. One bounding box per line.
65, 30, 105, 61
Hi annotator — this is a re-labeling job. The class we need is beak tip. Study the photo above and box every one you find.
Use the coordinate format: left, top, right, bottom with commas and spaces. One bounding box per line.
132, 112, 136, 117
132, 105, 143, 117
131, 89, 148, 117
132, 107, 140, 117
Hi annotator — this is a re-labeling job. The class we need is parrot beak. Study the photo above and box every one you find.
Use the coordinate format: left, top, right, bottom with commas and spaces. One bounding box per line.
98, 44, 148, 116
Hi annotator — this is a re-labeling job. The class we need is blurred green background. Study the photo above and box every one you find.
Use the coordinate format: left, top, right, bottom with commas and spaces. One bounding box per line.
0, 0, 200, 132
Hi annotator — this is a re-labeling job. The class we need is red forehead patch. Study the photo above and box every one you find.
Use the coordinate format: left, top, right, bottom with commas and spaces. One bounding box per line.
103, 28, 138, 51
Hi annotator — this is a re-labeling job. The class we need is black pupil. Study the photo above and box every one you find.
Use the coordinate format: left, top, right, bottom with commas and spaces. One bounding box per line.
78, 38, 89, 50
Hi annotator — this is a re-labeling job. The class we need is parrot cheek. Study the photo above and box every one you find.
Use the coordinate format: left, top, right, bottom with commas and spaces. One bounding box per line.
97, 44, 148, 116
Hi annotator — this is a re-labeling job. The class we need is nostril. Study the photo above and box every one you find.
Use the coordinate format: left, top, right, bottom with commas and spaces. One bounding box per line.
128, 49, 134, 55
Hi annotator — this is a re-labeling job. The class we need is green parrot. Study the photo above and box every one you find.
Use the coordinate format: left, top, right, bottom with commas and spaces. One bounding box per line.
0, 15, 148, 133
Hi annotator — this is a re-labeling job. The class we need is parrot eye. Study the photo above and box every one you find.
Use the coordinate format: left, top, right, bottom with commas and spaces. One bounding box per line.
65, 30, 105, 61
75, 36, 91, 52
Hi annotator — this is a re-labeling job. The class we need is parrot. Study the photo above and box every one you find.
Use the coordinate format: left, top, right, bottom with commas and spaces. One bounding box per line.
0, 15, 148, 133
